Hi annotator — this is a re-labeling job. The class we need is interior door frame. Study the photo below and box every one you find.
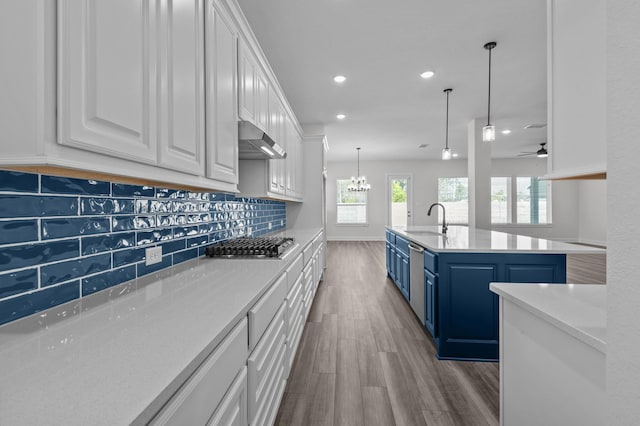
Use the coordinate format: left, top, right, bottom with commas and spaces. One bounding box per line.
386, 173, 414, 227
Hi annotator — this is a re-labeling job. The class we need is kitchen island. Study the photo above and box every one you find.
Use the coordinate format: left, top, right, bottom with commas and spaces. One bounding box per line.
385, 226, 605, 361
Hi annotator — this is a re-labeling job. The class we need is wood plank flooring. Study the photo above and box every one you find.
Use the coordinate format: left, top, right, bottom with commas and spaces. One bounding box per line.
275, 241, 500, 426
567, 253, 606, 284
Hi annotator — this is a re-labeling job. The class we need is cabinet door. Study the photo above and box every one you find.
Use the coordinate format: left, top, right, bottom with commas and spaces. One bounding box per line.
277, 107, 286, 192
255, 70, 269, 132
207, 367, 247, 426
58, 0, 159, 164
394, 251, 403, 290
237, 38, 255, 122
157, 0, 206, 175
268, 89, 281, 194
401, 254, 410, 300
547, 0, 606, 178
389, 246, 396, 280
205, 0, 239, 184
425, 269, 437, 337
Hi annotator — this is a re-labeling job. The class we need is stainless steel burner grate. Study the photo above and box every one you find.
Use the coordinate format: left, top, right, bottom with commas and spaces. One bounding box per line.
204, 236, 295, 258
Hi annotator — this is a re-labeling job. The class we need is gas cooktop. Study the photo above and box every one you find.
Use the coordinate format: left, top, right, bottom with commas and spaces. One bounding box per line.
204, 236, 295, 258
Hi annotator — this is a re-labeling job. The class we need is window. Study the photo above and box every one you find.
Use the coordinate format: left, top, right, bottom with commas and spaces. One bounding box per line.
517, 177, 550, 224
491, 176, 551, 224
438, 177, 468, 224
491, 177, 510, 224
336, 179, 368, 224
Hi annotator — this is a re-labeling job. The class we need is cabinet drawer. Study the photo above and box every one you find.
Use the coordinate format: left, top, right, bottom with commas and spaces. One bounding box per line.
302, 242, 313, 266
207, 367, 247, 426
285, 253, 303, 291
385, 230, 396, 244
248, 273, 287, 350
395, 236, 410, 256
424, 249, 438, 274
248, 302, 286, 422
151, 318, 248, 425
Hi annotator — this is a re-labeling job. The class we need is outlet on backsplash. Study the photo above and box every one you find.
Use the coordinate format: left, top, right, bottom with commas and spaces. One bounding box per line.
145, 246, 163, 266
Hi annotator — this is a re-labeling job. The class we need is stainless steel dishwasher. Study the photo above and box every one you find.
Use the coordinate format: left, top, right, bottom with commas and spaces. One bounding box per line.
409, 243, 425, 324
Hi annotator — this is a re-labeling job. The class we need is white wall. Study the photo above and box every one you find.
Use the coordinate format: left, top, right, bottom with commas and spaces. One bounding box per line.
326, 159, 466, 240
326, 157, 584, 241
578, 180, 607, 246
606, 0, 640, 422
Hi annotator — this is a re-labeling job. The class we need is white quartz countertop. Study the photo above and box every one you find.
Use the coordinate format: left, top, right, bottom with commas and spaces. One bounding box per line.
490, 283, 606, 353
0, 228, 322, 426
389, 226, 606, 254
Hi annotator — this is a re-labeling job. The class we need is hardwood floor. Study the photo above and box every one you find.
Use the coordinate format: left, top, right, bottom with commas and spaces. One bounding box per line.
567, 253, 606, 284
275, 241, 500, 426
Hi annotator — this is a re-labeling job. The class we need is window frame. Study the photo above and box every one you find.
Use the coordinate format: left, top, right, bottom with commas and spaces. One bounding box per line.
437, 177, 469, 225
336, 178, 369, 226
491, 176, 552, 225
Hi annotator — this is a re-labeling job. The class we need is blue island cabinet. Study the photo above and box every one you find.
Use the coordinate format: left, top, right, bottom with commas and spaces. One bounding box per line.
436, 252, 566, 361
385, 230, 410, 301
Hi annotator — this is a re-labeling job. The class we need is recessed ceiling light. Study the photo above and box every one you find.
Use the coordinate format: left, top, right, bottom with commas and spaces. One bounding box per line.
333, 75, 346, 83
420, 71, 435, 79
418, 144, 428, 148
336, 114, 346, 120
452, 153, 459, 158
501, 129, 511, 135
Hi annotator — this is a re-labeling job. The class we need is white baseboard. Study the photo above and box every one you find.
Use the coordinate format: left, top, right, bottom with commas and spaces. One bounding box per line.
327, 236, 385, 242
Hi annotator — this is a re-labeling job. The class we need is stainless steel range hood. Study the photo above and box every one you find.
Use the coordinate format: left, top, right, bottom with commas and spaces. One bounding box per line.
238, 121, 286, 160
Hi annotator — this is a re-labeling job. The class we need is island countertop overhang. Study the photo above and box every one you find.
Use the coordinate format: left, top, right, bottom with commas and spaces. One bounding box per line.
387, 226, 606, 254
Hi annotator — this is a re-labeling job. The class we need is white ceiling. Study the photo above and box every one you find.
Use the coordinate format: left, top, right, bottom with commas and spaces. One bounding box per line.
237, 0, 548, 162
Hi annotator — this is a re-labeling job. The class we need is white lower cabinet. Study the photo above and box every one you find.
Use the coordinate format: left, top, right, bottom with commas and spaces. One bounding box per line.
248, 273, 287, 351
285, 273, 304, 375
248, 302, 287, 425
207, 367, 247, 426
150, 318, 248, 426
302, 263, 314, 319
149, 231, 324, 426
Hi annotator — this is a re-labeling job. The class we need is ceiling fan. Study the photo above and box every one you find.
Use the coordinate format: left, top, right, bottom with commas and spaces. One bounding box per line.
518, 142, 548, 158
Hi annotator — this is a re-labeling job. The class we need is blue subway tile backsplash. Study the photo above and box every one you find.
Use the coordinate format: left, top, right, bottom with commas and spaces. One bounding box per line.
41, 175, 111, 196
0, 194, 79, 218
0, 170, 286, 326
0, 170, 39, 193
0, 219, 39, 245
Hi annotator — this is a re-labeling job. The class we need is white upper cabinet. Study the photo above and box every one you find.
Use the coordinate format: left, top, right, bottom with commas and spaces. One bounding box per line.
237, 38, 269, 133
1, 0, 302, 197
205, 0, 239, 184
255, 70, 269, 132
547, 0, 606, 179
237, 38, 256, 124
58, 0, 159, 164
157, 0, 206, 175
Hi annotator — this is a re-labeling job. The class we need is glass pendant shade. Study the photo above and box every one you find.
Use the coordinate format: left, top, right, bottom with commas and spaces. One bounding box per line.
442, 148, 452, 160
483, 124, 495, 142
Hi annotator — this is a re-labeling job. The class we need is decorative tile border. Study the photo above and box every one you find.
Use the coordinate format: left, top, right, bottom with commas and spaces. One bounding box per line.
0, 170, 286, 325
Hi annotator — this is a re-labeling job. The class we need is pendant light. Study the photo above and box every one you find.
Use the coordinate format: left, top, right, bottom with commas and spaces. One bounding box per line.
442, 88, 453, 160
483, 41, 497, 142
347, 147, 370, 191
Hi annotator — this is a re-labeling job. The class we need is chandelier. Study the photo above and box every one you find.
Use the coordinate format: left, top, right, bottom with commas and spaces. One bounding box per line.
348, 147, 370, 191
